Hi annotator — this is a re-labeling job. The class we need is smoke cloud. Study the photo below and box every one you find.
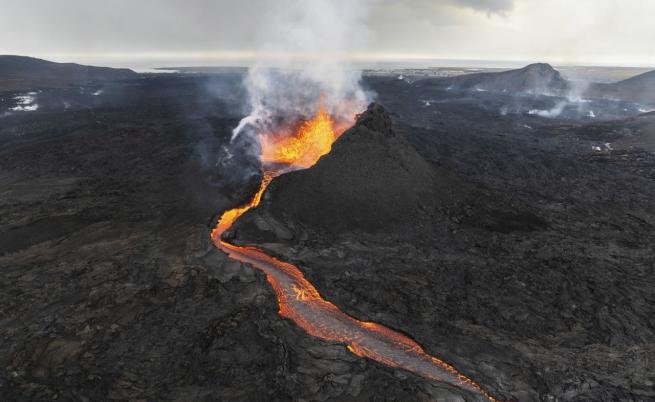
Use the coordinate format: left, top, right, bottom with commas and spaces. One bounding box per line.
231, 0, 373, 142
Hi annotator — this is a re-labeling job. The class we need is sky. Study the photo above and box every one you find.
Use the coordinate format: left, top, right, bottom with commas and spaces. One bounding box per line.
1, 0, 654, 68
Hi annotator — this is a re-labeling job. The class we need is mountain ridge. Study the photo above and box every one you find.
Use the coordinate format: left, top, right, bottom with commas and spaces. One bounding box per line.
428, 63, 570, 95
0, 55, 137, 92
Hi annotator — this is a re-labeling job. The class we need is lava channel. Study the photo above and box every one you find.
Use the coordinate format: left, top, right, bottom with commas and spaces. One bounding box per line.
211, 108, 501, 402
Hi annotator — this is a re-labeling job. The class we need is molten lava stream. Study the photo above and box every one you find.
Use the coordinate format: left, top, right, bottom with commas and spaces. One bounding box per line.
211, 108, 500, 402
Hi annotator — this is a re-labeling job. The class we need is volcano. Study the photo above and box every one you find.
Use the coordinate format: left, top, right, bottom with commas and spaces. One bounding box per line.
213, 103, 501, 401
227, 103, 468, 245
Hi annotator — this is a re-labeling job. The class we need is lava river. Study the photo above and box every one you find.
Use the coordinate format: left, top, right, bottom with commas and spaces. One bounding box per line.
211, 108, 500, 402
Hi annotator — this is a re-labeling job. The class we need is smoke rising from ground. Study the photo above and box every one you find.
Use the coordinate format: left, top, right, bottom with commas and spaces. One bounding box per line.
231, 0, 373, 142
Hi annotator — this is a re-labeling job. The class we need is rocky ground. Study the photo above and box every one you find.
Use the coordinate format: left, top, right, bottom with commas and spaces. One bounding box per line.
1, 73, 655, 401
0, 75, 498, 402
232, 83, 655, 401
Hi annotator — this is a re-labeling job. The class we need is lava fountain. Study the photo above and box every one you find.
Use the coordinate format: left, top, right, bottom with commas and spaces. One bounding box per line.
260, 104, 344, 169
211, 105, 500, 402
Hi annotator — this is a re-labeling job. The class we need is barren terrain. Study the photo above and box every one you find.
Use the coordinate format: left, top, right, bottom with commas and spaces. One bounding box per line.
2, 71, 655, 401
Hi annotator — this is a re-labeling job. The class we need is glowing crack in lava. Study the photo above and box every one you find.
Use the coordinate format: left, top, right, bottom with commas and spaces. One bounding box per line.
211, 107, 499, 402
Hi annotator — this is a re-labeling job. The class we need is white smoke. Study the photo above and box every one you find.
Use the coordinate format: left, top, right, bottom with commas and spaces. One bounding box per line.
231, 0, 373, 142
10, 93, 39, 112
527, 80, 594, 119
528, 101, 567, 118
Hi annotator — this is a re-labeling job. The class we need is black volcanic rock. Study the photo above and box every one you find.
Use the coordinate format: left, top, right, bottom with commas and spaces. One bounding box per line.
4, 73, 655, 402
0, 55, 137, 92
228, 85, 655, 402
433, 63, 570, 95
228, 103, 467, 243
575, 110, 655, 151
2, 81, 470, 402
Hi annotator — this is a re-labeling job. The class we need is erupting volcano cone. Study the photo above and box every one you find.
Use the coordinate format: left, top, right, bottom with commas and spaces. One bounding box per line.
229, 103, 468, 244
213, 103, 502, 402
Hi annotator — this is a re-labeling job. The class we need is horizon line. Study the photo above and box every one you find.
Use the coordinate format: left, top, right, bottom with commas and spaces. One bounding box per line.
2, 52, 655, 70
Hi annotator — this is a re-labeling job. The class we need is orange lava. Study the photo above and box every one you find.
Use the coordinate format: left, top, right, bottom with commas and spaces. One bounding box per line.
211, 171, 275, 238
211, 105, 501, 402
260, 104, 344, 169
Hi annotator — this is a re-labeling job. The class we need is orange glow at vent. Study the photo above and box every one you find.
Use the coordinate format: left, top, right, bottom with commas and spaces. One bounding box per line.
260, 105, 342, 169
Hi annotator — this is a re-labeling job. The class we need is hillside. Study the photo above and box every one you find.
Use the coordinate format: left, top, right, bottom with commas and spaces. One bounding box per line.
428, 63, 570, 96
0, 55, 137, 92
587, 69, 655, 104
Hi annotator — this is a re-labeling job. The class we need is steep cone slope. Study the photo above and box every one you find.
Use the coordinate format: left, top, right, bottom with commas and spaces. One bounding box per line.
228, 103, 466, 242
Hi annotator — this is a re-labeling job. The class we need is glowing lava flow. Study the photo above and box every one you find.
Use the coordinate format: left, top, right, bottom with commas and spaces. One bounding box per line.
211, 109, 499, 402
259, 104, 349, 169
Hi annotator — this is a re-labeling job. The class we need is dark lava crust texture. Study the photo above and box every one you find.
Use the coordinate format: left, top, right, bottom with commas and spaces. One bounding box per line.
231, 100, 655, 401
1, 73, 655, 401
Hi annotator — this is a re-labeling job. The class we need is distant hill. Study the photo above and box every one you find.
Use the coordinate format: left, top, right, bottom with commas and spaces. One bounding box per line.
429, 63, 570, 96
0, 55, 137, 92
586, 69, 655, 104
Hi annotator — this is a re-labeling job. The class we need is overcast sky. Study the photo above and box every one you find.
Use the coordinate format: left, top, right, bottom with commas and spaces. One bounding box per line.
1, 0, 654, 68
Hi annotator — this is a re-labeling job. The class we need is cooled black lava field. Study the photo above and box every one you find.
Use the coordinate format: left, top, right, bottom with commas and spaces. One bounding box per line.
1, 72, 655, 401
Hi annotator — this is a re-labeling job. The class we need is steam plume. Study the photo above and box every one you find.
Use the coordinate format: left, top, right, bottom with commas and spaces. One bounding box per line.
231, 0, 372, 142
